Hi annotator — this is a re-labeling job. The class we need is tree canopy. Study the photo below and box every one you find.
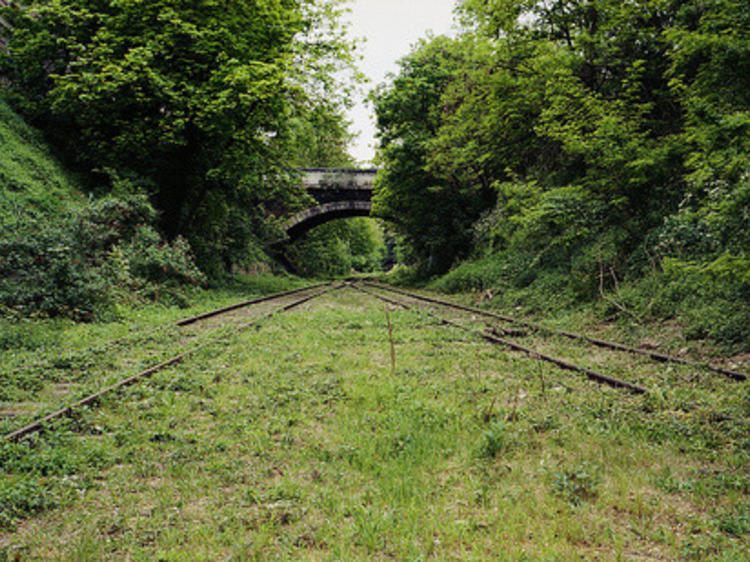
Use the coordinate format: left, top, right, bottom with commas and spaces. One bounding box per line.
373, 0, 750, 281
1, 0, 359, 273
372, 0, 750, 344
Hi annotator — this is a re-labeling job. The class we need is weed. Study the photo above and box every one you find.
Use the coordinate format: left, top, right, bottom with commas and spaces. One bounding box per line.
477, 420, 514, 459
550, 463, 602, 506
529, 414, 559, 433
0, 479, 55, 530
656, 467, 750, 497
0, 288, 747, 559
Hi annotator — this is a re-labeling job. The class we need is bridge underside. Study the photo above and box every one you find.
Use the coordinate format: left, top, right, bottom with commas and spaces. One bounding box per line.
284, 201, 372, 241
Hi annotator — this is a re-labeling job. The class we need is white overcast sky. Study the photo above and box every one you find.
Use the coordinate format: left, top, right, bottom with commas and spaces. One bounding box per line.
342, 0, 458, 165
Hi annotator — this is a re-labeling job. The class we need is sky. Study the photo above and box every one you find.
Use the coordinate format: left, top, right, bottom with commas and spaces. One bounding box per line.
342, 0, 458, 165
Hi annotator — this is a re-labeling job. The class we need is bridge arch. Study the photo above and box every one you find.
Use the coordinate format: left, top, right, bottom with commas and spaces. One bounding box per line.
283, 200, 372, 241
277, 168, 377, 241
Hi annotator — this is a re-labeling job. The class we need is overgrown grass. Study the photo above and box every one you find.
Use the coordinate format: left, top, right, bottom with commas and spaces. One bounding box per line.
0, 274, 306, 411
211, 273, 308, 296
0, 98, 83, 228
424, 252, 750, 353
1, 288, 747, 559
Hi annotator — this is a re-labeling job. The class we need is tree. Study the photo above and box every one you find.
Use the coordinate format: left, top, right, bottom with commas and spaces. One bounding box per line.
374, 1, 696, 279
373, 36, 496, 273
1, 0, 359, 273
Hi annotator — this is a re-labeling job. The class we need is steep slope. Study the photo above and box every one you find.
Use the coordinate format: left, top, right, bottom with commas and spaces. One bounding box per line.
0, 98, 83, 228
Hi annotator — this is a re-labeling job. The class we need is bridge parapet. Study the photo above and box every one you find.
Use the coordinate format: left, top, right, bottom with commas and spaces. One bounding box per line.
301, 168, 377, 191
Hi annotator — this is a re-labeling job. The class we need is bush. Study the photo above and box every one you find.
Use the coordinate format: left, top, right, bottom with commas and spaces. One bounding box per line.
121, 227, 206, 287
0, 220, 110, 320
430, 256, 508, 293
661, 257, 750, 346
604, 253, 750, 349
0, 194, 205, 320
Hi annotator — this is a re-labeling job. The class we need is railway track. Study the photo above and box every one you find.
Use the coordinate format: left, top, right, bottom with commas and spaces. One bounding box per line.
3, 282, 340, 441
352, 283, 648, 394
4, 282, 328, 379
6, 279, 745, 441
361, 281, 748, 383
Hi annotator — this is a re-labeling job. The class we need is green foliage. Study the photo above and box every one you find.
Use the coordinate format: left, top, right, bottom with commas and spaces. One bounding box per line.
372, 36, 497, 274
286, 218, 385, 277
550, 463, 602, 507
0, 478, 54, 530
0, 194, 205, 320
285, 105, 356, 169
0, 98, 82, 227
0, 289, 747, 556
0, 433, 107, 477
1, 0, 359, 274
374, 0, 750, 347
476, 420, 515, 459
714, 504, 750, 538
616, 259, 750, 347
430, 256, 507, 293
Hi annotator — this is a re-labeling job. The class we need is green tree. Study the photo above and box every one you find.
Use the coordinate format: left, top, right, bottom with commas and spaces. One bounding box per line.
373, 36, 497, 273
1, 0, 358, 273
375, 1, 697, 281
286, 217, 384, 277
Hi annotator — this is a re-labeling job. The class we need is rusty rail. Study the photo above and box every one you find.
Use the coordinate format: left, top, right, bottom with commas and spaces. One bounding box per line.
5, 282, 331, 378
5, 283, 341, 442
354, 284, 647, 394
175, 282, 327, 326
364, 282, 747, 382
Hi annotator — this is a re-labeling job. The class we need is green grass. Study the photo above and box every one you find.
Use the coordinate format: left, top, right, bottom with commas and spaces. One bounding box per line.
0, 275, 306, 416
0, 287, 748, 559
0, 98, 84, 228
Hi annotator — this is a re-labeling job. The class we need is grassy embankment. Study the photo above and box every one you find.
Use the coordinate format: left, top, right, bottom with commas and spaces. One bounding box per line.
0, 98, 85, 228
1, 287, 748, 559
418, 254, 750, 356
0, 93, 304, 370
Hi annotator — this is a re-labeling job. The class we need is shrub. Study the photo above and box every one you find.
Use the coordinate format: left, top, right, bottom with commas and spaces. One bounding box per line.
121, 227, 206, 287
662, 256, 750, 346
430, 256, 507, 293
0, 194, 205, 320
0, 219, 110, 320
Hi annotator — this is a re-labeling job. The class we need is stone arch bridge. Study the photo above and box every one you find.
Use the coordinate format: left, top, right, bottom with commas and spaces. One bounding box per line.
282, 168, 377, 241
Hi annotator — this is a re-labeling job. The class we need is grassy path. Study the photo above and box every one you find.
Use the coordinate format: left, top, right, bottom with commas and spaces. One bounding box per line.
1, 288, 748, 559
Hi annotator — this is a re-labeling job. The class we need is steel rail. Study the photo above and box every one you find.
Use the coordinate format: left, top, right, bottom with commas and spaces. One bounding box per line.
5, 283, 342, 442
364, 282, 747, 382
354, 284, 647, 394
174, 282, 328, 326
4, 282, 331, 378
